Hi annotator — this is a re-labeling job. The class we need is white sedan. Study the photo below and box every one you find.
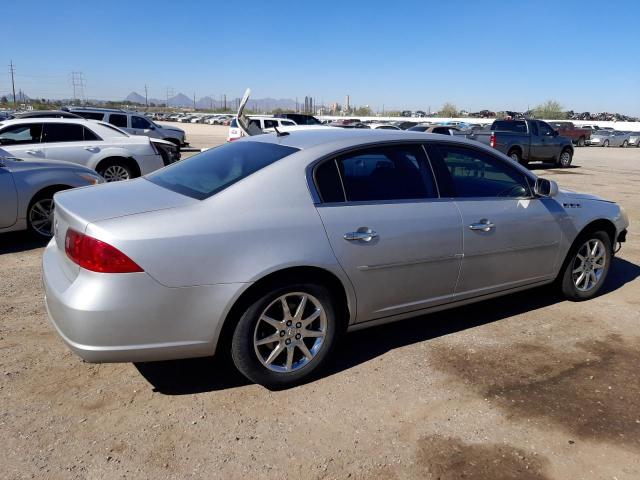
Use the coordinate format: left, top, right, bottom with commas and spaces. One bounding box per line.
0, 118, 166, 181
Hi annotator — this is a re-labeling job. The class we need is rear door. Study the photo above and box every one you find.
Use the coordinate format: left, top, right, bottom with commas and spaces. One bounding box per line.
42, 122, 97, 165
426, 142, 562, 299
314, 143, 462, 322
0, 162, 17, 228
0, 122, 45, 159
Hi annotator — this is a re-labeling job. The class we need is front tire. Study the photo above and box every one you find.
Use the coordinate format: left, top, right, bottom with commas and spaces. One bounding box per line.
231, 283, 339, 388
603, 140, 610, 147
27, 192, 57, 237
559, 231, 611, 301
621, 140, 628, 148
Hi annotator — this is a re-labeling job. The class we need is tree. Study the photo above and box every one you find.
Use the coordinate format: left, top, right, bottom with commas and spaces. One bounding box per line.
533, 100, 566, 120
439, 102, 459, 117
353, 106, 373, 116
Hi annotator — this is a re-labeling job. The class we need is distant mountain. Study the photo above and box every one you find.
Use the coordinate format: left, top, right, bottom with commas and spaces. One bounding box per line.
125, 91, 147, 104
122, 91, 300, 111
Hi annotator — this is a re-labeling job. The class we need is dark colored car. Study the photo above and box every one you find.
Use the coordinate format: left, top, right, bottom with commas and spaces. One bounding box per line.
465, 119, 574, 167
393, 121, 420, 130
9, 110, 83, 119
274, 113, 322, 126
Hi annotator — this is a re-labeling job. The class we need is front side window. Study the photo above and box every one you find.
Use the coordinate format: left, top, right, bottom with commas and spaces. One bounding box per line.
0, 123, 42, 145
42, 123, 85, 143
147, 141, 299, 200
318, 145, 437, 202
108, 114, 128, 128
538, 122, 555, 136
429, 144, 531, 198
132, 116, 152, 129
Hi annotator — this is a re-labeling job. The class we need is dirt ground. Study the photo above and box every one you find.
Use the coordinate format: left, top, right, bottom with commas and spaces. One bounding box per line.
1, 125, 639, 479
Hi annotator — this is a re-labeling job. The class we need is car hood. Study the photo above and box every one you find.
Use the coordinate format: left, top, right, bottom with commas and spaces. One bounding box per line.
54, 177, 197, 226
161, 126, 184, 133
558, 189, 612, 203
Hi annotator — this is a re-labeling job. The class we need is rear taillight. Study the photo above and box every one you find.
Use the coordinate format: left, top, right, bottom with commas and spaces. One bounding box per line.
65, 229, 143, 273
489, 133, 496, 148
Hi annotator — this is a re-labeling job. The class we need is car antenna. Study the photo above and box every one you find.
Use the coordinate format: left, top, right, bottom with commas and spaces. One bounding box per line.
273, 126, 289, 137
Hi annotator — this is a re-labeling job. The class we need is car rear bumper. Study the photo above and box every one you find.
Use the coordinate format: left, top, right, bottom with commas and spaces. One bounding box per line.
42, 239, 246, 363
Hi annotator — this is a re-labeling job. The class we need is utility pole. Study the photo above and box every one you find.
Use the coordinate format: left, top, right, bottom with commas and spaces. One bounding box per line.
9, 60, 17, 108
144, 84, 148, 108
223, 94, 227, 111
193, 92, 196, 111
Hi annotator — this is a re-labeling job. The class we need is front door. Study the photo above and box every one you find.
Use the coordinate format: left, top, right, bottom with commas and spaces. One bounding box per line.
0, 165, 17, 228
426, 142, 562, 299
131, 115, 161, 139
314, 144, 462, 322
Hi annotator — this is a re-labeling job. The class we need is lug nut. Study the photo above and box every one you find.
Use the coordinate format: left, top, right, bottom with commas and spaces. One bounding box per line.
295, 333, 301, 340
285, 339, 291, 345
279, 331, 285, 337
286, 320, 292, 327
296, 322, 302, 328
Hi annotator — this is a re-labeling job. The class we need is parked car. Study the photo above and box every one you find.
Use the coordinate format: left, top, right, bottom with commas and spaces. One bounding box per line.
465, 119, 574, 167
588, 130, 631, 147
9, 110, 83, 120
42, 127, 628, 388
628, 132, 640, 147
274, 113, 322, 126
368, 124, 401, 130
547, 122, 591, 147
392, 121, 420, 130
0, 156, 103, 237
328, 122, 370, 129
65, 107, 187, 148
226, 117, 297, 142
0, 118, 168, 181
408, 125, 460, 135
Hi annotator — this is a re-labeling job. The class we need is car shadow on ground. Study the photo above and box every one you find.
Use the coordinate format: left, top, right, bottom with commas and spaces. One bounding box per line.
136, 257, 640, 394
0, 231, 49, 255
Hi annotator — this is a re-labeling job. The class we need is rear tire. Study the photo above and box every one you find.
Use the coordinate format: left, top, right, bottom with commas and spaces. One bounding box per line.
231, 283, 339, 388
559, 231, 611, 301
507, 149, 524, 165
603, 140, 609, 147
557, 148, 573, 168
97, 160, 134, 182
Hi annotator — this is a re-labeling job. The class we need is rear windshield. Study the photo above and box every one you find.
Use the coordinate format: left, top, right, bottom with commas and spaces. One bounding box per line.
492, 120, 527, 133
147, 141, 299, 200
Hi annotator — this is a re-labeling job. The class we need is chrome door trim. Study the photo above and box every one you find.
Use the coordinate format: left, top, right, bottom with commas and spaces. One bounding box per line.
357, 253, 463, 271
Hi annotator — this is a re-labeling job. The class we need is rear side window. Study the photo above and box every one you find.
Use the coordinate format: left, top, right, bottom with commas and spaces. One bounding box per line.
108, 114, 128, 128
0, 123, 42, 145
42, 123, 85, 142
316, 145, 437, 203
428, 144, 530, 198
75, 111, 105, 121
492, 120, 527, 133
147, 142, 299, 200
264, 120, 278, 129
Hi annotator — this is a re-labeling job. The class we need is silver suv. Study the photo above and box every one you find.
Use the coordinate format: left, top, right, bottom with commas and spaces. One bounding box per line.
65, 107, 187, 149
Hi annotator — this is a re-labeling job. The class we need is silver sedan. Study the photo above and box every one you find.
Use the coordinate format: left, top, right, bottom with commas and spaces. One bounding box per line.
588, 130, 632, 147
0, 156, 103, 237
43, 129, 629, 388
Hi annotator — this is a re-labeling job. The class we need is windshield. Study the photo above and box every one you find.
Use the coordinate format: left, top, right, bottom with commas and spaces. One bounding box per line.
147, 141, 299, 200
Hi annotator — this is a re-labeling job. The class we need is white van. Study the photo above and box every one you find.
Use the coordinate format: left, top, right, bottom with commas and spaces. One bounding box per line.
226, 116, 297, 142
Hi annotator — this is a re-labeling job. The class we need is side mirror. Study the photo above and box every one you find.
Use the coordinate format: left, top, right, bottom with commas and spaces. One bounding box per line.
534, 178, 558, 197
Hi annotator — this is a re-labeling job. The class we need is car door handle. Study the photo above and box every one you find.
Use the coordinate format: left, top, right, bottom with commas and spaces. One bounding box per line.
468, 219, 495, 232
344, 228, 378, 242
25, 150, 41, 155
84, 146, 99, 151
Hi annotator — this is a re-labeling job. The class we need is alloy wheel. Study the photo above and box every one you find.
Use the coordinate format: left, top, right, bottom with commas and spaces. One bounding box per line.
29, 199, 54, 237
560, 151, 571, 166
253, 292, 327, 373
572, 239, 606, 292
102, 165, 131, 182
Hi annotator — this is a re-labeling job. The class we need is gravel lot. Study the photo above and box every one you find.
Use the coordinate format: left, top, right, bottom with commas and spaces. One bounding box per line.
2, 124, 639, 479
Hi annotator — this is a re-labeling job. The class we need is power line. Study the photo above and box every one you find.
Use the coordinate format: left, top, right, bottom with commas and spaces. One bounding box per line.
70, 71, 86, 104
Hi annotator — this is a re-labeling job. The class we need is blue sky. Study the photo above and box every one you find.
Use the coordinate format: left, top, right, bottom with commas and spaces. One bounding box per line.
3, 0, 639, 115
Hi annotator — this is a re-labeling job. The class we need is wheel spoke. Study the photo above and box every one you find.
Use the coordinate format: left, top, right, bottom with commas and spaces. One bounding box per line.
302, 329, 325, 338
572, 265, 583, 274
293, 295, 308, 321
285, 346, 294, 371
590, 271, 597, 287
302, 309, 320, 328
261, 315, 283, 330
298, 342, 313, 360
264, 343, 284, 366
280, 297, 292, 319
256, 333, 281, 346
590, 241, 599, 257
575, 272, 586, 288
